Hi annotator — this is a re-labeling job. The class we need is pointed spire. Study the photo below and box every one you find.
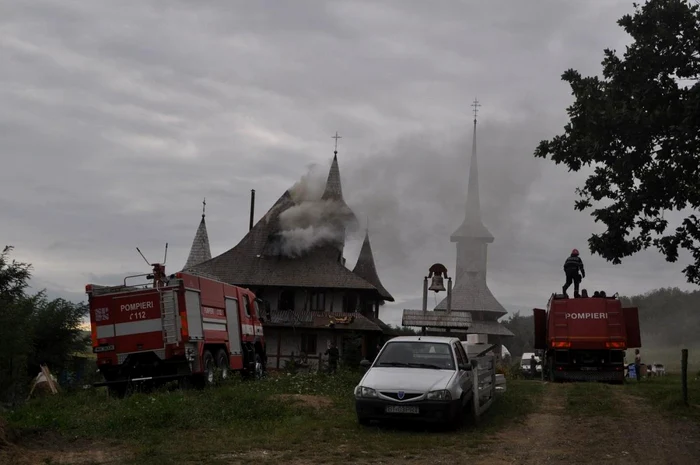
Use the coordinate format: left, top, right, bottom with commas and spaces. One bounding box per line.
451, 99, 494, 242
352, 229, 394, 302
184, 199, 212, 270
322, 134, 344, 201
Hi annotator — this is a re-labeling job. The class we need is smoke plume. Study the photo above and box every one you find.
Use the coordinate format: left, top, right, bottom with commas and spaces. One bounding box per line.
274, 162, 358, 257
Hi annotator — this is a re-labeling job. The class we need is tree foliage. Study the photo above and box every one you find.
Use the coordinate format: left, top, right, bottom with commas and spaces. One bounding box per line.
501, 312, 535, 358
534, 0, 700, 283
0, 246, 89, 405
620, 286, 700, 346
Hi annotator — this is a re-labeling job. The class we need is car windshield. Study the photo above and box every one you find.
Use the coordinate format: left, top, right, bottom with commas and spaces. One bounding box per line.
375, 341, 455, 370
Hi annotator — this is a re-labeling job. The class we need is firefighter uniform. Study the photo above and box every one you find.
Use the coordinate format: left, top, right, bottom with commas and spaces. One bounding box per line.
563, 249, 585, 298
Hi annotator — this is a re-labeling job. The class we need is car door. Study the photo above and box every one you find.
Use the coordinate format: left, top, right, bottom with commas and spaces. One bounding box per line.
452, 342, 472, 405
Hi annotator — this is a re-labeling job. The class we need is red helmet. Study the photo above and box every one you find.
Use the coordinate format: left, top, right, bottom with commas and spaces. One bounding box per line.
571, 249, 579, 256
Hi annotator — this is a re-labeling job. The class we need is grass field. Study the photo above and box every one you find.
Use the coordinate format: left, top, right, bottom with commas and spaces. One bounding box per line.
3, 371, 699, 464
3, 371, 545, 464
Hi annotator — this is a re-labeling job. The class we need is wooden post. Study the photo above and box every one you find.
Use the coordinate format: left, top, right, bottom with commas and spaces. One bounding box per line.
682, 349, 689, 406
472, 362, 480, 423
276, 330, 282, 369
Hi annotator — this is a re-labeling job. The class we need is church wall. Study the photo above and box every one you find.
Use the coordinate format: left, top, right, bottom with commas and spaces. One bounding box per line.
258, 287, 357, 313
455, 240, 487, 279
265, 328, 344, 371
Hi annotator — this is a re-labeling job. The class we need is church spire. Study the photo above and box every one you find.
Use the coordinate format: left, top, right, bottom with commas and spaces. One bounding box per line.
322, 132, 345, 201
183, 198, 212, 270
352, 229, 394, 302
450, 99, 494, 242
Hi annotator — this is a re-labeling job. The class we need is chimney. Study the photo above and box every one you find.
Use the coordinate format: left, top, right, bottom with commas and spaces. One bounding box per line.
249, 189, 255, 231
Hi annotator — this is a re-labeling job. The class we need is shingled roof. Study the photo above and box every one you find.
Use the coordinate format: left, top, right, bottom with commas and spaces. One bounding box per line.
322, 153, 358, 229
451, 117, 494, 242
183, 213, 212, 270
352, 230, 394, 302
434, 271, 508, 317
186, 189, 379, 291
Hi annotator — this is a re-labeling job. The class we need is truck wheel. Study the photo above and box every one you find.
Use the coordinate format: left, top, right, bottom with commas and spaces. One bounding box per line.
216, 349, 230, 381
202, 350, 215, 386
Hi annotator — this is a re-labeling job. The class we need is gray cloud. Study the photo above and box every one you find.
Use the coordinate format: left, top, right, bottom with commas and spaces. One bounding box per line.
1, 0, 695, 329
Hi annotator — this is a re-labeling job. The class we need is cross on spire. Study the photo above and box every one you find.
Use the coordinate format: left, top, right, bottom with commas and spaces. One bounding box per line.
332, 131, 342, 154
471, 98, 481, 122
202, 198, 206, 217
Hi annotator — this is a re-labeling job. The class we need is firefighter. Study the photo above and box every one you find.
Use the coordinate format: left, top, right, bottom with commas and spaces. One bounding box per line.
562, 248, 585, 298
325, 341, 339, 374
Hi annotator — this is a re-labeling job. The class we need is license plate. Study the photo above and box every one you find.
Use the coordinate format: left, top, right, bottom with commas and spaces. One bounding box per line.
385, 405, 419, 414
581, 367, 598, 371
93, 345, 115, 353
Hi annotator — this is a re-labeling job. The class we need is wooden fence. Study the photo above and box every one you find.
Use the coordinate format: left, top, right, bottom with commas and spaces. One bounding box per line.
472, 354, 496, 422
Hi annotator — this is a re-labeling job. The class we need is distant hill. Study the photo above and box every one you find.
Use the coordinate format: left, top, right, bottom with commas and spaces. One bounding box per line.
621, 287, 700, 348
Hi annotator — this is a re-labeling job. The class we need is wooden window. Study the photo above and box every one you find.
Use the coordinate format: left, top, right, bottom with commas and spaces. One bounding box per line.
343, 293, 358, 313
301, 333, 317, 354
279, 290, 295, 311
309, 291, 325, 311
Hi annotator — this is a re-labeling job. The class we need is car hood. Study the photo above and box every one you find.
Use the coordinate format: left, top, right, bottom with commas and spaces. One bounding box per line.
361, 367, 455, 392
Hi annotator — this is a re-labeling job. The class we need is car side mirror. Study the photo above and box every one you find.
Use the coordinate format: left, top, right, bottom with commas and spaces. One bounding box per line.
470, 359, 479, 369
360, 359, 371, 368
459, 364, 470, 371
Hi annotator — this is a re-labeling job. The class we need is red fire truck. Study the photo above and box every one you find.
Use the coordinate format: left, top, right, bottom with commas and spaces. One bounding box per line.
533, 292, 641, 383
87, 263, 267, 396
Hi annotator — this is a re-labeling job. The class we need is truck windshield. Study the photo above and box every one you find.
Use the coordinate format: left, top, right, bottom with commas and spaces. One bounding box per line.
375, 342, 455, 370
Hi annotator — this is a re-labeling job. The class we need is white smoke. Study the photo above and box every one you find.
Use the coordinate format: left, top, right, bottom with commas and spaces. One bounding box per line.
278, 225, 341, 258
274, 162, 358, 258
288, 163, 327, 203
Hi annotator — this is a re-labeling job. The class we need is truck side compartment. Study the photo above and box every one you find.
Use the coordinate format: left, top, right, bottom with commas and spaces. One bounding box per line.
87, 264, 266, 396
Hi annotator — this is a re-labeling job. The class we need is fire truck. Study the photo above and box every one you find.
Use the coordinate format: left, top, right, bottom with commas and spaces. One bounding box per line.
533, 292, 641, 383
87, 263, 267, 396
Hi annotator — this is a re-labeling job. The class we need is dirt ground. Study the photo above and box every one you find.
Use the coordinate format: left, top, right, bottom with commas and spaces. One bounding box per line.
472, 383, 700, 465
3, 384, 700, 465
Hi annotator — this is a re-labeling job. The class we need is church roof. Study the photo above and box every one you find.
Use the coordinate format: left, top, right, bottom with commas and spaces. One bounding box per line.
186, 151, 388, 297
451, 117, 494, 242
186, 191, 377, 291
183, 211, 212, 270
434, 271, 508, 316
352, 230, 394, 302
322, 152, 358, 228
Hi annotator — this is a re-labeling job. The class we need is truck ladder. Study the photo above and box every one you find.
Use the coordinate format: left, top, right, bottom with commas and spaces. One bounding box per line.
160, 290, 179, 344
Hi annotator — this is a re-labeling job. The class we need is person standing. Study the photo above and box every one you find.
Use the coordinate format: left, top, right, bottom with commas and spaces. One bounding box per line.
325, 341, 339, 374
563, 249, 586, 298
634, 349, 642, 382
530, 355, 537, 379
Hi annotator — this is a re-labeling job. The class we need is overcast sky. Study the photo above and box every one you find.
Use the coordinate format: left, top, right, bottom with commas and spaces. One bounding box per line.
2, 0, 696, 327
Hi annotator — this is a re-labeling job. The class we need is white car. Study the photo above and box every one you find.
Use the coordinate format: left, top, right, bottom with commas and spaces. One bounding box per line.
355, 336, 476, 427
